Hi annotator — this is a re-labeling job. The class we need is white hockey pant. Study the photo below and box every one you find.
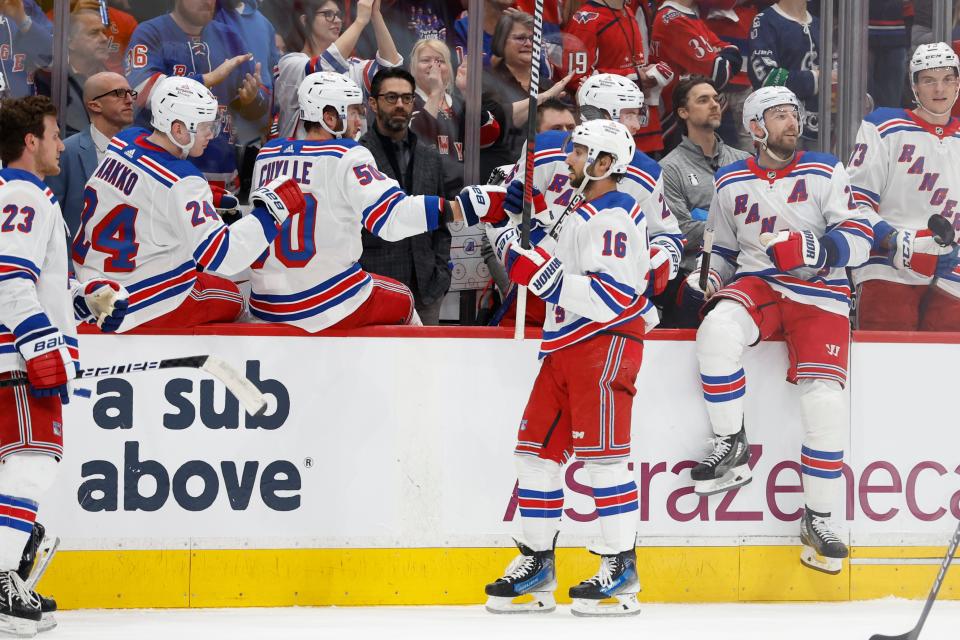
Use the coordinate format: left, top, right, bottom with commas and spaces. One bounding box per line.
0, 452, 58, 570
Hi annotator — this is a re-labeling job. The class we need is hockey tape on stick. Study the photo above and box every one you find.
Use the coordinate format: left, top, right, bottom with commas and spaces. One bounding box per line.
699, 210, 716, 290
868, 519, 960, 640
0, 355, 268, 416
514, 0, 545, 341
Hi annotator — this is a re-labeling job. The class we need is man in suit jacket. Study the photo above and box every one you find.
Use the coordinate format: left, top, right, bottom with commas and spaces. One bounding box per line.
46, 71, 135, 238
360, 68, 452, 325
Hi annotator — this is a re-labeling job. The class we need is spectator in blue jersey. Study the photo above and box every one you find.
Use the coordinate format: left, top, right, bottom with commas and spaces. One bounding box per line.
274, 0, 402, 140
748, 0, 831, 146
868, 0, 910, 108
124, 0, 268, 189
452, 0, 514, 65
0, 0, 53, 98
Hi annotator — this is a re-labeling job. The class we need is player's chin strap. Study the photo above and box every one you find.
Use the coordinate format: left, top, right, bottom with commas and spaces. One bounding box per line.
547, 164, 594, 241
167, 130, 195, 159
755, 134, 794, 164
912, 85, 960, 119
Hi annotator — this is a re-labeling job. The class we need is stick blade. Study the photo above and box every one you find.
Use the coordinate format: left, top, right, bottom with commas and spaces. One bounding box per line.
200, 356, 268, 416
928, 214, 956, 247
869, 632, 916, 640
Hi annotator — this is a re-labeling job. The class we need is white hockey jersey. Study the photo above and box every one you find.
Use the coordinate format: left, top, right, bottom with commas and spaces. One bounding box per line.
73, 127, 280, 331
247, 137, 445, 332
0, 168, 79, 376
274, 47, 401, 140
709, 152, 874, 316
491, 190, 651, 357
847, 108, 960, 298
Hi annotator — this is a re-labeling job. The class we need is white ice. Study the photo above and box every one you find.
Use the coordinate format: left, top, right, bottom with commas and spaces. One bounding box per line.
48, 599, 960, 640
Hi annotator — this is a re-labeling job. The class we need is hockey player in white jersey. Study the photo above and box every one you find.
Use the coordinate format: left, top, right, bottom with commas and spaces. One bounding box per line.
248, 72, 488, 331
482, 120, 649, 617
682, 87, 875, 575
73, 76, 306, 332
848, 42, 960, 331
489, 73, 684, 328
0, 96, 130, 635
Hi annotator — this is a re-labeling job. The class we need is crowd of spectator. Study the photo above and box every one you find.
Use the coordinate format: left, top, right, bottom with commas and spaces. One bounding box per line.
3, 0, 955, 329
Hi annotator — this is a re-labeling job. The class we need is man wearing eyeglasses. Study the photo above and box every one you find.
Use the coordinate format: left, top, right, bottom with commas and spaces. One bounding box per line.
45, 72, 136, 237
358, 67, 451, 325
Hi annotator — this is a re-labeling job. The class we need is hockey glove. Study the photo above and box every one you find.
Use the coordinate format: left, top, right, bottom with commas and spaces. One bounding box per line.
761, 230, 838, 272
505, 243, 564, 304
762, 67, 790, 87
455, 185, 508, 227
648, 246, 671, 296
210, 185, 241, 224
250, 177, 305, 226
73, 279, 129, 333
890, 228, 956, 277
504, 180, 547, 224
678, 268, 722, 309
15, 323, 75, 404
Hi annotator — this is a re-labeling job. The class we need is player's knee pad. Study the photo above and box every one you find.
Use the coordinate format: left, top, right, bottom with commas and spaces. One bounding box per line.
514, 454, 563, 485
582, 457, 632, 487
798, 379, 847, 451
0, 452, 59, 500
696, 300, 759, 371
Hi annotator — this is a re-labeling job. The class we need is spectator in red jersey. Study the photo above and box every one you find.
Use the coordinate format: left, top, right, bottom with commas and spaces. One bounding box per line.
650, 1, 742, 151
563, 0, 672, 156
703, 0, 757, 150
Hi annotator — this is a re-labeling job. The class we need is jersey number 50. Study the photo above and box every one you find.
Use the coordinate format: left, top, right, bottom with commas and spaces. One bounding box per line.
71, 186, 140, 272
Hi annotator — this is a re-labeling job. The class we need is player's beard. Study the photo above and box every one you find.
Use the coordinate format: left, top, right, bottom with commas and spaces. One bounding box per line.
765, 133, 797, 161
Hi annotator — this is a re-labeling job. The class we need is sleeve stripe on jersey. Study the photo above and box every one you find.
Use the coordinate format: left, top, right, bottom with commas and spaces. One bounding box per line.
651, 234, 684, 264
138, 155, 180, 187
363, 59, 380, 91
832, 219, 875, 243
851, 186, 880, 211
0, 255, 41, 283
713, 244, 740, 265
715, 169, 755, 191
588, 272, 638, 314
625, 166, 656, 192
362, 186, 406, 235
193, 225, 230, 270
12, 313, 56, 350
534, 150, 566, 167
628, 204, 646, 226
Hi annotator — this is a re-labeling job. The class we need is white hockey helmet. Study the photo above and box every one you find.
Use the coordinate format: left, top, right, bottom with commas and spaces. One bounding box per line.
576, 73, 644, 121
742, 86, 804, 143
298, 71, 363, 138
150, 75, 221, 158
910, 42, 960, 82
569, 118, 635, 180
0, 70, 6, 97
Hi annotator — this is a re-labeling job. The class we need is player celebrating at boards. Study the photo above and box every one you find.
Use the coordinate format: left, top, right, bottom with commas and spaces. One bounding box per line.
0, 96, 129, 635
249, 71, 493, 331
682, 86, 874, 574
73, 76, 305, 332
848, 42, 960, 331
483, 120, 650, 617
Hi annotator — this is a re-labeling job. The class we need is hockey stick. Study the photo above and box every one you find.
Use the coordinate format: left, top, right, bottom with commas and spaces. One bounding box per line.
868, 519, 960, 640
928, 213, 956, 248
0, 355, 268, 416
698, 216, 716, 290
514, 0, 544, 340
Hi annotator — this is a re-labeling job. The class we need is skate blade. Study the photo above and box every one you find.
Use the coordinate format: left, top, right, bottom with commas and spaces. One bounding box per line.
800, 546, 844, 575
37, 614, 55, 634
485, 593, 556, 614
24, 537, 58, 591
694, 465, 752, 496
0, 613, 39, 638
570, 593, 641, 617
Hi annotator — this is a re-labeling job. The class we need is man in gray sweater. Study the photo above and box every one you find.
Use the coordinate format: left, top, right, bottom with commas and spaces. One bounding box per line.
660, 75, 751, 327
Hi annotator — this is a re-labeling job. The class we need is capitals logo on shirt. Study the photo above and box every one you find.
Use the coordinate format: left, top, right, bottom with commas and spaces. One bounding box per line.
573, 11, 600, 24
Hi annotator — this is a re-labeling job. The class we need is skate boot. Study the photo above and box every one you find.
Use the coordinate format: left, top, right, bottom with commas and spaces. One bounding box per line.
691, 426, 752, 495
32, 594, 55, 634
800, 507, 848, 575
0, 570, 41, 637
569, 549, 641, 617
484, 539, 557, 614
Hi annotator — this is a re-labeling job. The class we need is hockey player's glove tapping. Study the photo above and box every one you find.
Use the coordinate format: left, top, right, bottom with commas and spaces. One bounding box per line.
503, 180, 547, 224
678, 267, 721, 308
761, 230, 839, 272
506, 244, 564, 304
454, 185, 508, 227
210, 184, 241, 224
889, 227, 959, 278
648, 246, 671, 296
73, 279, 129, 332
14, 321, 75, 404
250, 176, 305, 226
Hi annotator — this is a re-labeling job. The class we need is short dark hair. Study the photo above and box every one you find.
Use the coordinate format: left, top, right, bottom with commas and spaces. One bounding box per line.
538, 97, 573, 117
673, 75, 717, 134
370, 67, 416, 97
0, 96, 57, 165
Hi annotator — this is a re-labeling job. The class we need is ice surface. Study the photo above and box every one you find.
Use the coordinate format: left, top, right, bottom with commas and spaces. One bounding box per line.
49, 599, 960, 640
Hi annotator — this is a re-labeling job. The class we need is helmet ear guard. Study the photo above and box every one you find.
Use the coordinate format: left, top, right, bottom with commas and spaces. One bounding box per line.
298, 71, 364, 138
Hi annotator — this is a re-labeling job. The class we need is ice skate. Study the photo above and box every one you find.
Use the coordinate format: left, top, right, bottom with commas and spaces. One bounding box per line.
484, 540, 556, 614
800, 508, 848, 574
691, 426, 752, 495
569, 549, 641, 617
17, 524, 58, 593
32, 595, 54, 634
0, 570, 41, 637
